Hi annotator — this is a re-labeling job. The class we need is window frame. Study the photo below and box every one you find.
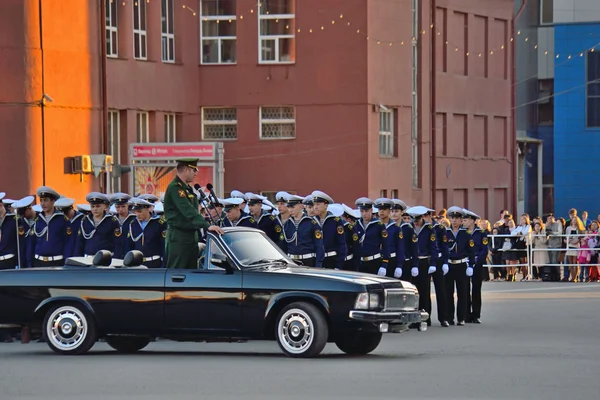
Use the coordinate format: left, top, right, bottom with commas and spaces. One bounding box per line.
106, 0, 118, 58
164, 113, 176, 142
539, 0, 554, 26
258, 0, 296, 64
133, 0, 147, 60
107, 110, 120, 193
259, 106, 296, 140
136, 112, 149, 143
202, 107, 238, 140
379, 108, 394, 158
199, 0, 237, 65
161, 0, 175, 63
587, 50, 600, 129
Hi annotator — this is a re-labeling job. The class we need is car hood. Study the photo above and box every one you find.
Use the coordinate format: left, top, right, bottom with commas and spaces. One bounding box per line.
262, 265, 414, 289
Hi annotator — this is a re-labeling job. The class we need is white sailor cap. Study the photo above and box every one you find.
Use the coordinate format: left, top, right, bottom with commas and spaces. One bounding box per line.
406, 205, 430, 218
391, 199, 408, 211
462, 209, 480, 220
32, 204, 43, 213
109, 204, 117, 214
312, 190, 334, 204
246, 193, 266, 205
86, 192, 110, 205
302, 195, 314, 206
154, 202, 164, 214
230, 190, 246, 200
374, 198, 394, 209
286, 194, 304, 206
221, 197, 245, 210
36, 186, 60, 200
2, 198, 15, 206
110, 192, 131, 205
138, 194, 159, 204
130, 198, 153, 209
244, 192, 255, 200
341, 203, 360, 219
76, 204, 91, 213
262, 198, 276, 210
55, 197, 75, 209
447, 206, 465, 218
0, 192, 5, 201
327, 203, 344, 217
12, 196, 35, 210
355, 197, 374, 210
275, 191, 290, 202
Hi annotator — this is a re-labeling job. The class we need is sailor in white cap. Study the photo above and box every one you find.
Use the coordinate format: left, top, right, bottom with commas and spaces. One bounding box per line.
110, 193, 136, 251
229, 190, 247, 212
246, 194, 284, 247
0, 196, 27, 270
444, 206, 475, 326
76, 204, 91, 215
123, 198, 167, 268
280, 195, 324, 268
221, 198, 257, 228
339, 203, 360, 271
275, 191, 291, 226
54, 197, 84, 259
390, 199, 418, 281
312, 191, 347, 269
374, 198, 403, 278
422, 207, 450, 327
2, 198, 16, 214
405, 206, 440, 328
462, 209, 486, 324
302, 195, 315, 217
30, 186, 69, 268
74, 192, 123, 259
353, 197, 391, 275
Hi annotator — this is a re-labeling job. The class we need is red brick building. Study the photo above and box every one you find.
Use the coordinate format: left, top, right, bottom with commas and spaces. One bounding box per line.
0, 0, 515, 218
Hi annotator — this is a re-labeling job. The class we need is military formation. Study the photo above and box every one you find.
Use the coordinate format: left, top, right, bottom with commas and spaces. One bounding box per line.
0, 157, 489, 334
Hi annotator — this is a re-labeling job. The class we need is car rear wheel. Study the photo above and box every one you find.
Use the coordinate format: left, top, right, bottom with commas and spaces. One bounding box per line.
43, 304, 97, 355
335, 332, 382, 355
275, 302, 328, 358
106, 336, 151, 353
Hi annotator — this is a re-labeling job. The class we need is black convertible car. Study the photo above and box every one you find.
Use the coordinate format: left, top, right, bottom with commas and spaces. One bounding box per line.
0, 227, 428, 358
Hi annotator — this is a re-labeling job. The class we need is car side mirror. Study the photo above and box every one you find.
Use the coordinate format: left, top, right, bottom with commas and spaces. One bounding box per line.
210, 253, 228, 267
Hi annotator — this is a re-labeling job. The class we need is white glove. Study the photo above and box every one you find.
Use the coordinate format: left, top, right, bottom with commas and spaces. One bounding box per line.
411, 267, 419, 277
442, 264, 449, 275
394, 267, 402, 278
377, 267, 387, 276
428, 266, 436, 274
466, 267, 474, 277
335, 268, 339, 270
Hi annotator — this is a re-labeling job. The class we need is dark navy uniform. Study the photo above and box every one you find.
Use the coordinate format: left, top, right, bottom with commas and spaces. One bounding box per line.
30, 212, 69, 267
343, 219, 360, 271
355, 219, 390, 274
282, 214, 324, 268
223, 211, 257, 228
444, 210, 476, 325
0, 213, 28, 269
316, 213, 347, 269
255, 212, 284, 247
430, 221, 450, 325
125, 216, 167, 268
75, 214, 123, 258
64, 212, 84, 259
411, 217, 439, 322
468, 225, 488, 323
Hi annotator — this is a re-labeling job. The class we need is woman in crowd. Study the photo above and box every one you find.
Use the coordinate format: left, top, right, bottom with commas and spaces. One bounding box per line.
501, 215, 519, 281
565, 216, 585, 282
478, 219, 492, 281
490, 226, 506, 281
512, 214, 532, 281
531, 221, 549, 281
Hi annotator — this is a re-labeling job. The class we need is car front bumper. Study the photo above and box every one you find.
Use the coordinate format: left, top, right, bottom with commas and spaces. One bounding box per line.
348, 310, 429, 332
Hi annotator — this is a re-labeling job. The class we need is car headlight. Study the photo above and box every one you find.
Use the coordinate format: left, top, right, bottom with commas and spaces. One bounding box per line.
354, 293, 380, 310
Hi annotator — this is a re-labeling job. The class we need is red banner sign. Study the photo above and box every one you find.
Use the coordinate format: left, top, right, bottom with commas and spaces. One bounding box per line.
131, 144, 214, 160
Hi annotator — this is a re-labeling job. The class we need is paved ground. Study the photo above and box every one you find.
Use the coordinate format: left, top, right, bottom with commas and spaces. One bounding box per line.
1, 281, 599, 400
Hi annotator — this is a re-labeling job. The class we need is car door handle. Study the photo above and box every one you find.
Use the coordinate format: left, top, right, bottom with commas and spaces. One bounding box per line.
171, 275, 186, 283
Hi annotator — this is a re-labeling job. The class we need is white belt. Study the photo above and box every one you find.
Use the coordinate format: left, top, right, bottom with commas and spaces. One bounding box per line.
438, 252, 442, 257
361, 253, 381, 262
345, 254, 354, 261
144, 255, 161, 262
288, 253, 316, 260
418, 256, 430, 259
35, 255, 63, 262
0, 254, 15, 261
390, 252, 396, 258
449, 257, 468, 264
324, 251, 337, 258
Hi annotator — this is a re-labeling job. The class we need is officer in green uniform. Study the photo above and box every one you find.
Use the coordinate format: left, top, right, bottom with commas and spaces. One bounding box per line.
164, 158, 224, 269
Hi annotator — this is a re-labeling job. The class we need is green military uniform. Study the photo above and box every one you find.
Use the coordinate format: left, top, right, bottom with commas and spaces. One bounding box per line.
163, 159, 210, 269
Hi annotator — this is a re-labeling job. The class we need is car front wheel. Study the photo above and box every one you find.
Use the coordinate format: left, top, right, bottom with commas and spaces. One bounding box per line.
275, 302, 328, 358
335, 331, 382, 355
106, 336, 151, 353
43, 304, 97, 355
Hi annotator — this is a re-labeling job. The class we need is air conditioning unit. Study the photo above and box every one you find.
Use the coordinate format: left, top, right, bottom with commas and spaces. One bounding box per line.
71, 155, 92, 173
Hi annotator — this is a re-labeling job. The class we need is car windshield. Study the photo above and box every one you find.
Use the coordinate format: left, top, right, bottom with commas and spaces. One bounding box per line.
220, 230, 293, 268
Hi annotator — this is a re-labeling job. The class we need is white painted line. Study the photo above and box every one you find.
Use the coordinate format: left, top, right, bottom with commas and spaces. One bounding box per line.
484, 284, 600, 293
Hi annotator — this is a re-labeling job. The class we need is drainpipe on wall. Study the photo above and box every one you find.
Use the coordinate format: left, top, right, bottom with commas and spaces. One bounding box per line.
430, 0, 437, 209
38, 0, 46, 186
512, 0, 527, 215
100, 0, 109, 192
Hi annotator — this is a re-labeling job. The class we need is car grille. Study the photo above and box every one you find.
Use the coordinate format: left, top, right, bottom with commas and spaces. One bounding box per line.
384, 289, 419, 311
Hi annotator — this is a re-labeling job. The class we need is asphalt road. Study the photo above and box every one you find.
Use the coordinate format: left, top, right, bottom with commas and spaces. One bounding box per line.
1, 281, 599, 400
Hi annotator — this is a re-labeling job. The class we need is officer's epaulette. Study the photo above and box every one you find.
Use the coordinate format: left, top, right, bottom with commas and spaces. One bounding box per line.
249, 218, 256, 223
111, 216, 118, 222
334, 217, 340, 222
158, 216, 166, 225
427, 224, 434, 230
311, 219, 317, 224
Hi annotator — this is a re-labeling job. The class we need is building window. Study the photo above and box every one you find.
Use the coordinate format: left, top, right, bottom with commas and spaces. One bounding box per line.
379, 108, 394, 157
202, 108, 238, 140
200, 0, 237, 64
540, 0, 553, 25
107, 111, 120, 193
161, 0, 175, 63
106, 0, 118, 57
133, 0, 147, 60
391, 189, 398, 199
136, 112, 149, 142
260, 106, 296, 139
164, 113, 176, 142
259, 0, 295, 63
380, 190, 388, 198
587, 51, 600, 128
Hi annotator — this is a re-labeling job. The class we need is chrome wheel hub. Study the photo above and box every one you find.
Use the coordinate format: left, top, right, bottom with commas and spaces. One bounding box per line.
46, 306, 87, 351
278, 308, 314, 354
